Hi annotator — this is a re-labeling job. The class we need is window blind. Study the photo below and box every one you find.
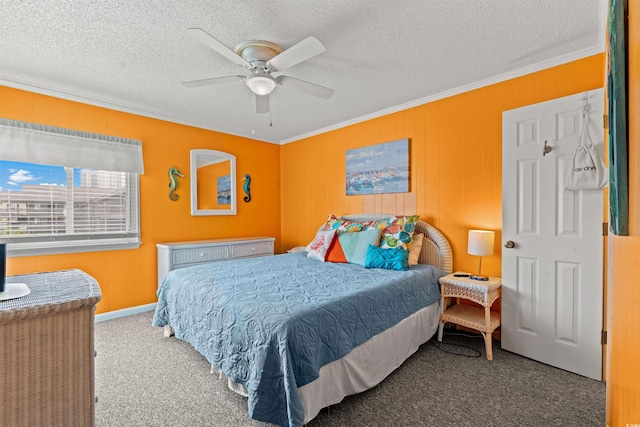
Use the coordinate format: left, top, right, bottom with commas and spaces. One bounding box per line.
0, 118, 144, 173
0, 119, 143, 256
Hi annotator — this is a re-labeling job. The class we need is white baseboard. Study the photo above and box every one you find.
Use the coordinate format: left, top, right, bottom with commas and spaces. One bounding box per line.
95, 302, 157, 323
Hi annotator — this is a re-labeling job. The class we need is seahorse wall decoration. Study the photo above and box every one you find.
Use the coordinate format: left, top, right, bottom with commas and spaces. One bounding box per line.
242, 174, 252, 202
168, 166, 184, 201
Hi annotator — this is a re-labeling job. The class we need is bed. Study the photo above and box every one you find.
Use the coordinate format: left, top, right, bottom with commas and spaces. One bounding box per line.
152, 214, 452, 426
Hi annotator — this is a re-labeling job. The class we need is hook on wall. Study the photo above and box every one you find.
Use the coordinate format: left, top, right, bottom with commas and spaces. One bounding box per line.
581, 91, 591, 117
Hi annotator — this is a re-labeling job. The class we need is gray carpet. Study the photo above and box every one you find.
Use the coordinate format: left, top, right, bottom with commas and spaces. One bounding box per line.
95, 312, 605, 426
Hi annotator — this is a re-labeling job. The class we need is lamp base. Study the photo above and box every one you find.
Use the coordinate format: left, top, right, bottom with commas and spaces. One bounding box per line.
469, 275, 489, 281
0, 283, 31, 301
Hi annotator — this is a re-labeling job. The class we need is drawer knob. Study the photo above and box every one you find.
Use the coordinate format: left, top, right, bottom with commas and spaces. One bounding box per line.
200, 253, 204, 257
252, 247, 255, 251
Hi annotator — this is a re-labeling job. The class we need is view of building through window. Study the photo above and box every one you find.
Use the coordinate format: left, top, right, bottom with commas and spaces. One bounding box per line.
0, 160, 130, 238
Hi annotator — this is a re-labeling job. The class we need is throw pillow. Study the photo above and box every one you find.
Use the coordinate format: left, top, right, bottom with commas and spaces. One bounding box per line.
364, 245, 410, 271
305, 229, 337, 262
408, 233, 425, 266
318, 214, 365, 233
325, 234, 348, 263
327, 229, 381, 266
377, 215, 420, 250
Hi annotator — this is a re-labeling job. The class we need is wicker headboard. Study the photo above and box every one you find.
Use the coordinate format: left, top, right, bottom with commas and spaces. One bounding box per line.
340, 214, 453, 274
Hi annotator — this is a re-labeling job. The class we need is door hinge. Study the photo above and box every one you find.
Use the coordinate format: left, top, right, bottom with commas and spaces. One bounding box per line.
603, 222, 609, 236
604, 114, 609, 129
601, 330, 608, 345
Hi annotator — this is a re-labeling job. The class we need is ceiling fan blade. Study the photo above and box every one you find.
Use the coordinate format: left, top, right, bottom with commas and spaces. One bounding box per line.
267, 36, 325, 71
255, 94, 270, 114
182, 75, 245, 87
277, 76, 334, 99
186, 28, 251, 68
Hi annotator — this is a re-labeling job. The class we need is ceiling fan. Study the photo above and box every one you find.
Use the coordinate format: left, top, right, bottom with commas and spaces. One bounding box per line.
182, 28, 334, 114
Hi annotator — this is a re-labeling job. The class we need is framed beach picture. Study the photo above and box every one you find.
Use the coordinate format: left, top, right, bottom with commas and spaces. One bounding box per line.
217, 174, 231, 205
346, 139, 409, 196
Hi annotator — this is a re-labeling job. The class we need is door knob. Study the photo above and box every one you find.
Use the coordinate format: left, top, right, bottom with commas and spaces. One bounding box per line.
504, 240, 515, 249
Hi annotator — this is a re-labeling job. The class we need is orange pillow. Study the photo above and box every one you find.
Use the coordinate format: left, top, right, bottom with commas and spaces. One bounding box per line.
326, 234, 348, 263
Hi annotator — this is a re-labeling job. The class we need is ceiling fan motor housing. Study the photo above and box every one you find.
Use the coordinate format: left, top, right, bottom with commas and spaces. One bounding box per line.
234, 40, 283, 66
235, 41, 283, 95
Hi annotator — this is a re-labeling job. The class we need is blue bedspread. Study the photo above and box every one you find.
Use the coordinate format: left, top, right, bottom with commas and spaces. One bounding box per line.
152, 252, 444, 427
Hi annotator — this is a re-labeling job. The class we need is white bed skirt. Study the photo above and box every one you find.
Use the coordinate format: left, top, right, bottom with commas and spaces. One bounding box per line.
213, 300, 441, 424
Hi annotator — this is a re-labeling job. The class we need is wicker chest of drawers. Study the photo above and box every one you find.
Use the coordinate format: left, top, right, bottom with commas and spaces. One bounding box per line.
0, 269, 102, 427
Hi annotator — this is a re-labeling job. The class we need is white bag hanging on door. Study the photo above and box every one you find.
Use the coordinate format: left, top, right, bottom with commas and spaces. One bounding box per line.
565, 112, 609, 191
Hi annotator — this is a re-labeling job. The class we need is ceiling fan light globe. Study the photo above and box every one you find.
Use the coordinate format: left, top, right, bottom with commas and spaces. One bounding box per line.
246, 75, 276, 95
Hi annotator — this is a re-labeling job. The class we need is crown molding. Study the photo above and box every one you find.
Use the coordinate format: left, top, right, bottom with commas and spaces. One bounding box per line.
0, 78, 280, 145
1, 42, 606, 147
279, 47, 606, 145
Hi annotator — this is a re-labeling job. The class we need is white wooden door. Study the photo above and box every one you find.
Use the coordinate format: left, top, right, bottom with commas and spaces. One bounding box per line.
501, 89, 604, 380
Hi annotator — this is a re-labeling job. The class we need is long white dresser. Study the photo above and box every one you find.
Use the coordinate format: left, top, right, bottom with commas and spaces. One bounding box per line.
156, 236, 275, 289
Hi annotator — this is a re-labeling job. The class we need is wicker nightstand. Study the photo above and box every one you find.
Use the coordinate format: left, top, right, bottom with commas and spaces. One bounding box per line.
437, 272, 501, 360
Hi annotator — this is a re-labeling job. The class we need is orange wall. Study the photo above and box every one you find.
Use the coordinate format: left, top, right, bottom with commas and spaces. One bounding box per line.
0, 86, 281, 314
0, 55, 605, 315
607, 0, 640, 424
281, 54, 604, 277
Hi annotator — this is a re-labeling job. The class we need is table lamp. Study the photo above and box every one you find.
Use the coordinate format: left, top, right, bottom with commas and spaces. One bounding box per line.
0, 243, 30, 301
0, 243, 5, 292
467, 230, 495, 281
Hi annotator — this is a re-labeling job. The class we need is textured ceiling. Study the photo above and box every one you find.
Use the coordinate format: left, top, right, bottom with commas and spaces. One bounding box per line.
0, 0, 605, 144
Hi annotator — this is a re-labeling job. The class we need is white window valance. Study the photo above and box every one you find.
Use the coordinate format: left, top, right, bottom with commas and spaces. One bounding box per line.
0, 118, 144, 174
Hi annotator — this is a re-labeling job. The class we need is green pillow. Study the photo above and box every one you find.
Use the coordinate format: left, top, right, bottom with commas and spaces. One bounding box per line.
364, 245, 409, 271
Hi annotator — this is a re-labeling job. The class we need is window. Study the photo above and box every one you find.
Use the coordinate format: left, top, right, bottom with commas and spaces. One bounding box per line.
0, 119, 143, 256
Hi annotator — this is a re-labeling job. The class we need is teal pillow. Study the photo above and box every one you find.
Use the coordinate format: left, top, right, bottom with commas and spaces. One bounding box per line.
364, 245, 409, 271
334, 228, 382, 266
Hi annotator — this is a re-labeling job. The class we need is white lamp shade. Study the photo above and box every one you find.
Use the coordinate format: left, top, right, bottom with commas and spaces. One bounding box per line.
467, 230, 495, 256
246, 75, 276, 95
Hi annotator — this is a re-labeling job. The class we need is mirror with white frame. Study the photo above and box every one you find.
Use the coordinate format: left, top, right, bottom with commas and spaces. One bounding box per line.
190, 149, 237, 216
